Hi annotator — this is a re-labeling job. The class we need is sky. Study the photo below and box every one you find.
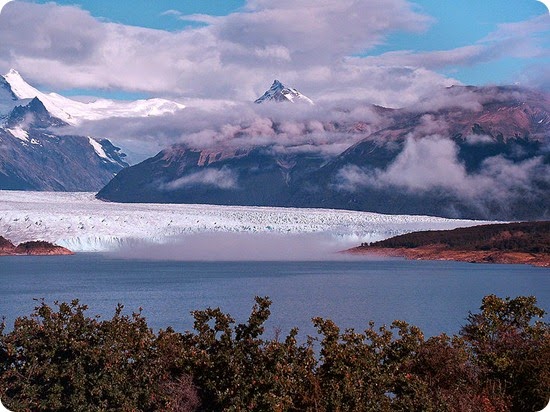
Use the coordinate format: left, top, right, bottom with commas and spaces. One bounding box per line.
0, 0, 548, 106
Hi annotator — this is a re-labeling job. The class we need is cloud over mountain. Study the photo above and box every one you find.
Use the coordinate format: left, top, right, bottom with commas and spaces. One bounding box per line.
335, 136, 549, 206
0, 0, 468, 106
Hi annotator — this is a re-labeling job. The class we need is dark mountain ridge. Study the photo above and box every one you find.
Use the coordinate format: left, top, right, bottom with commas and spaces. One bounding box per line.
0, 78, 128, 191
97, 85, 549, 220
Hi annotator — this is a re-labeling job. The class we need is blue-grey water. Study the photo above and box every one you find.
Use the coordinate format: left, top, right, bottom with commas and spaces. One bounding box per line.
0, 254, 548, 339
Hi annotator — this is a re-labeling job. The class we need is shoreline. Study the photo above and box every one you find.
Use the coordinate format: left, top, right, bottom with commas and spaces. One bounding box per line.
348, 246, 550, 267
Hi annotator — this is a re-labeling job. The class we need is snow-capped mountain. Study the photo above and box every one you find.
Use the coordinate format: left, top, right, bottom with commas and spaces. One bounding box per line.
2, 69, 185, 125
255, 80, 314, 105
98, 85, 550, 221
0, 76, 128, 190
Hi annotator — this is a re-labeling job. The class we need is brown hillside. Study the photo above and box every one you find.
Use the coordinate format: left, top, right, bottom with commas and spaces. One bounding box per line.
351, 221, 550, 267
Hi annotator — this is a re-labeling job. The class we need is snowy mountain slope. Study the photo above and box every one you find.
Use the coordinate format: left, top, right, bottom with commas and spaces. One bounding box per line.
0, 128, 127, 190
255, 80, 314, 104
2, 69, 185, 125
0, 190, 491, 252
0, 97, 128, 190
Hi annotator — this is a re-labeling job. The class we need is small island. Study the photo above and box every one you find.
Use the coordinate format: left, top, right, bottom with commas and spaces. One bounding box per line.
0, 236, 74, 256
349, 221, 550, 267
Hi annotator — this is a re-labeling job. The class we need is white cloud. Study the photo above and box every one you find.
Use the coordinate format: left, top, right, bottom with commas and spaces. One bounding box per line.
162, 167, 239, 190
335, 136, 550, 210
0, 0, 547, 105
0, 0, 450, 106
336, 136, 470, 193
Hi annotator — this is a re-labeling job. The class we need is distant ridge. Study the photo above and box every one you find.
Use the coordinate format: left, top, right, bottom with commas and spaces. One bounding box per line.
350, 221, 550, 267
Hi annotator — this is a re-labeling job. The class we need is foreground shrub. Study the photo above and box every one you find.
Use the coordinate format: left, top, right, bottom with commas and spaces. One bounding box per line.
0, 300, 199, 411
0, 295, 548, 411
461, 295, 550, 412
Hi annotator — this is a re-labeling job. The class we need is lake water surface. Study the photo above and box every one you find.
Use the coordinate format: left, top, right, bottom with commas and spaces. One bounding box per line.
1, 254, 548, 339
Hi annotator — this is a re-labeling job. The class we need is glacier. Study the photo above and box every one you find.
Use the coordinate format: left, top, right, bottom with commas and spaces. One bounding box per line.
0, 191, 495, 254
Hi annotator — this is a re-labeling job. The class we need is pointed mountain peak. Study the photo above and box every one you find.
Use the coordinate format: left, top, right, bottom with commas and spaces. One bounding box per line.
255, 80, 314, 105
4, 69, 28, 87
28, 96, 48, 111
0, 73, 18, 102
3, 68, 42, 101
8, 97, 67, 128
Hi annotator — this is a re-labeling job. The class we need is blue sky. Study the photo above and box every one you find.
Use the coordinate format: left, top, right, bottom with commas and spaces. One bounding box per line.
42, 0, 247, 30
370, 0, 549, 85
1, 0, 548, 104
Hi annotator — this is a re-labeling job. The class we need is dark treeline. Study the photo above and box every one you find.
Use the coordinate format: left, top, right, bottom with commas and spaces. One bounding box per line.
365, 221, 550, 253
1, 295, 549, 412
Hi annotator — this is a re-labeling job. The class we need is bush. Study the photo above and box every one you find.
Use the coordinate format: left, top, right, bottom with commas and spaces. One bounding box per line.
460, 295, 550, 412
0, 300, 199, 412
0, 295, 548, 411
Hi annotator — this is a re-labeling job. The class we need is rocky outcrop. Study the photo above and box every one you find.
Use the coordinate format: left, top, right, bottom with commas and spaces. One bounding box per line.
0, 236, 74, 256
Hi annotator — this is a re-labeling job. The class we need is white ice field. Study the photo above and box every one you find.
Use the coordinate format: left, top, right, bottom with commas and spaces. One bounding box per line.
0, 191, 493, 256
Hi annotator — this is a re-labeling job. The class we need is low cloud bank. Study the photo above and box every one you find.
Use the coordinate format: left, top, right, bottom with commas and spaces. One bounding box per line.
335, 135, 550, 215
61, 84, 544, 164
111, 232, 375, 261
161, 167, 239, 190
63, 100, 388, 162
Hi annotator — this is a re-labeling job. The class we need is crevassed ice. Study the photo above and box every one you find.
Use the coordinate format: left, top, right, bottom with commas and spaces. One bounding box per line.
0, 190, 493, 252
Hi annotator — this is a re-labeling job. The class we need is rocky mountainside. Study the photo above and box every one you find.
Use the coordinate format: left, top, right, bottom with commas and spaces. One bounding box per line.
291, 86, 550, 219
97, 85, 549, 220
0, 72, 128, 191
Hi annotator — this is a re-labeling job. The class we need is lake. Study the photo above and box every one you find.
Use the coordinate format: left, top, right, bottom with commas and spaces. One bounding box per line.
1, 253, 548, 339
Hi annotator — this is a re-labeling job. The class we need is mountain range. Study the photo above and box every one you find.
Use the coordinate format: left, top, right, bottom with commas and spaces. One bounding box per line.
1, 72, 548, 220
98, 83, 549, 220
3, 69, 185, 125
0, 70, 184, 191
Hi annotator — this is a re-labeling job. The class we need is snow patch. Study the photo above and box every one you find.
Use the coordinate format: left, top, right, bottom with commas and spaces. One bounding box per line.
7, 126, 28, 142
87, 137, 109, 161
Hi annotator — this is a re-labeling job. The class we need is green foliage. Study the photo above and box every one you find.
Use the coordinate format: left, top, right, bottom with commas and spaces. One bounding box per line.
0, 300, 199, 412
461, 295, 550, 412
0, 295, 548, 412
177, 297, 319, 411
